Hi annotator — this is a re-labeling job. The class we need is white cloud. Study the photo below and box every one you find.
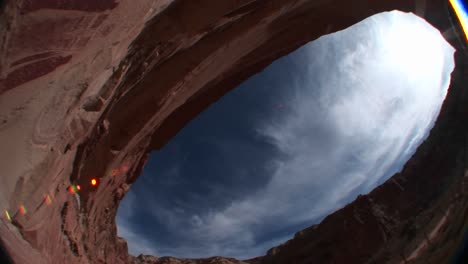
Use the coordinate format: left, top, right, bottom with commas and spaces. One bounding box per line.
117, 11, 455, 259
118, 223, 158, 256
116, 191, 159, 256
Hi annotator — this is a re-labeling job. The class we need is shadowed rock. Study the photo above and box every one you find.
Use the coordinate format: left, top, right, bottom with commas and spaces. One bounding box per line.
0, 0, 466, 263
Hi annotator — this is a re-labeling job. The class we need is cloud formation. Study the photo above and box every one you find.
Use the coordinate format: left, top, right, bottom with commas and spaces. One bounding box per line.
117, 11, 455, 259
116, 191, 159, 256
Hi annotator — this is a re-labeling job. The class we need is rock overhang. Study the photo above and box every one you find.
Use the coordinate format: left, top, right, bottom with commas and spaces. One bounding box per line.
0, 0, 466, 263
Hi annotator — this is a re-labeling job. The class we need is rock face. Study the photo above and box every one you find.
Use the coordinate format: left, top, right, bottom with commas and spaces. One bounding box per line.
0, 0, 466, 264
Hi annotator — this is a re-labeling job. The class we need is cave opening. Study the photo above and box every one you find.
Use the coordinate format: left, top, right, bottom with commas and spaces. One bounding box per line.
116, 11, 455, 259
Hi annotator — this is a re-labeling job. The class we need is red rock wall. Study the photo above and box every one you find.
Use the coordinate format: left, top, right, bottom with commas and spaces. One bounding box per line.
20, 0, 118, 14
0, 0, 466, 263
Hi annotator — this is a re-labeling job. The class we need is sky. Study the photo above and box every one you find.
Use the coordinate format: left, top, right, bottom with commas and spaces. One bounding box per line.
116, 11, 455, 259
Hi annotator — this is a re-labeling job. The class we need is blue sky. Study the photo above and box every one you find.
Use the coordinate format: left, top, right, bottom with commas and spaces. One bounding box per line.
117, 11, 455, 259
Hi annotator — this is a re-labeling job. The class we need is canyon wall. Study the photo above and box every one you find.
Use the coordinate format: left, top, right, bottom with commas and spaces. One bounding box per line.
0, 0, 466, 263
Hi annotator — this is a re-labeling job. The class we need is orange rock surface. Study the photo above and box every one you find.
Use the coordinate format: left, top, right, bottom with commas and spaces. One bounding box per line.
0, 0, 466, 263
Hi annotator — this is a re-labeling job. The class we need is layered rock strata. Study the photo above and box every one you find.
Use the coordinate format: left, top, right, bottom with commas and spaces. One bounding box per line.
0, 0, 466, 263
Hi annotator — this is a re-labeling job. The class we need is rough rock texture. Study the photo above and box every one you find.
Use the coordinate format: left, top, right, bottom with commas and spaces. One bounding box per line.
0, 0, 466, 264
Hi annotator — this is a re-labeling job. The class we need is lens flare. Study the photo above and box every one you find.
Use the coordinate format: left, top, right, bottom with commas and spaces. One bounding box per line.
44, 194, 52, 205
91, 178, 98, 186
4, 210, 11, 222
111, 169, 119, 177
449, 0, 468, 41
19, 205, 27, 215
121, 165, 129, 172
68, 185, 79, 194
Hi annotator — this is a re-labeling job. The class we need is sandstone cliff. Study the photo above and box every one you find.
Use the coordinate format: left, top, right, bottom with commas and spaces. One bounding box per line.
0, 0, 466, 263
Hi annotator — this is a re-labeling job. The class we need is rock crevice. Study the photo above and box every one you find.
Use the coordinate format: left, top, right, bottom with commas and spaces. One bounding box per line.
0, 0, 466, 263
